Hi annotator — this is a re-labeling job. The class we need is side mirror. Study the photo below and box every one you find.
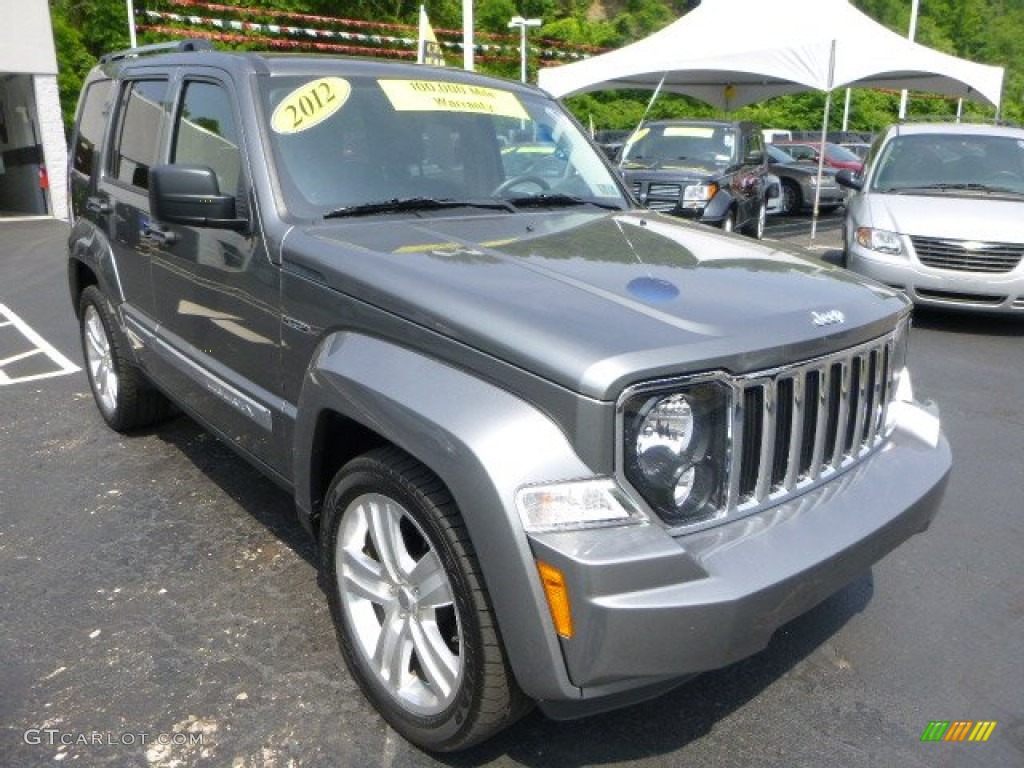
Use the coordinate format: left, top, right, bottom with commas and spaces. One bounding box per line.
835, 169, 863, 191
149, 164, 247, 231
745, 151, 765, 165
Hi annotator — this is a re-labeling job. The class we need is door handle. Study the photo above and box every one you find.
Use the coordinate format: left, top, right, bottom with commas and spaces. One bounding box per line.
86, 197, 111, 215
141, 225, 179, 246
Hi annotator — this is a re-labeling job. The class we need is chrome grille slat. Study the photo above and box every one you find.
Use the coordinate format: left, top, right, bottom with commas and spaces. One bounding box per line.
830, 360, 851, 469
726, 391, 745, 510
809, 364, 831, 480
754, 380, 776, 503
783, 375, 804, 490
851, 354, 869, 456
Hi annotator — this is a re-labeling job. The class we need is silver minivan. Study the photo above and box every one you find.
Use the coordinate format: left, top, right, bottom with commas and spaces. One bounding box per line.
838, 122, 1024, 313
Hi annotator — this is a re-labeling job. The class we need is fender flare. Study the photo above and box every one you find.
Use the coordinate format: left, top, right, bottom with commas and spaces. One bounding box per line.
68, 219, 124, 313
702, 187, 736, 222
293, 331, 593, 702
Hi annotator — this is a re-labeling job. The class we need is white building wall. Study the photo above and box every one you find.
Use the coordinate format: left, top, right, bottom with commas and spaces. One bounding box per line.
35, 75, 68, 221
0, 0, 66, 219
0, 0, 59, 75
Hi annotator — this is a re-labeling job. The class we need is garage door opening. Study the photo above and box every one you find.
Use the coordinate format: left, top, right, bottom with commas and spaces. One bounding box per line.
0, 74, 49, 217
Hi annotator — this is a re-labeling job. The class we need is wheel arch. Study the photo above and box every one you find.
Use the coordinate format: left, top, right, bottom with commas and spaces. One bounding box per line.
293, 330, 592, 703
67, 220, 121, 319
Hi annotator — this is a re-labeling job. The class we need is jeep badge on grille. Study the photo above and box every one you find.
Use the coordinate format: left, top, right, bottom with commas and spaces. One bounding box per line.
812, 309, 846, 327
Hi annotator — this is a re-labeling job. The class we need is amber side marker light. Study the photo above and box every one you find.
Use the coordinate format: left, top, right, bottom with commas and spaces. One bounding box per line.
537, 561, 573, 638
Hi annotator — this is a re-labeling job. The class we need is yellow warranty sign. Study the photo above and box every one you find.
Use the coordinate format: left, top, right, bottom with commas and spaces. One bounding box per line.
271, 77, 351, 134
378, 80, 528, 119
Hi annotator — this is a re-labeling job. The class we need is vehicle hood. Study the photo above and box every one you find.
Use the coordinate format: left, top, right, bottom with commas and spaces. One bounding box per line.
284, 211, 906, 400
770, 162, 839, 181
860, 193, 1024, 241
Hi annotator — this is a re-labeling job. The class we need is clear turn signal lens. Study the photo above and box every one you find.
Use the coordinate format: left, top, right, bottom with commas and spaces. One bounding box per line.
516, 478, 644, 533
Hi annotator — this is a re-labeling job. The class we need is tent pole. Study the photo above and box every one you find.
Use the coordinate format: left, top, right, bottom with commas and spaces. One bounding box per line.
899, 0, 920, 119
811, 41, 836, 241
842, 88, 851, 132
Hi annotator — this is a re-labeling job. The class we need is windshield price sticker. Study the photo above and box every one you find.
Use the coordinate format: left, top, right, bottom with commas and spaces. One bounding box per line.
271, 77, 351, 134
378, 80, 528, 119
664, 126, 715, 138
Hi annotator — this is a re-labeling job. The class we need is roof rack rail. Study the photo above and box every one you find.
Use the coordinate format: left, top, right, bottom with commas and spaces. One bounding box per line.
100, 39, 215, 64
896, 114, 1021, 128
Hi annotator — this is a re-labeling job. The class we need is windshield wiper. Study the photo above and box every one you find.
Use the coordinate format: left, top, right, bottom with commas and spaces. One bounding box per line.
507, 193, 624, 211
324, 197, 514, 219
882, 182, 1022, 195
928, 182, 1024, 195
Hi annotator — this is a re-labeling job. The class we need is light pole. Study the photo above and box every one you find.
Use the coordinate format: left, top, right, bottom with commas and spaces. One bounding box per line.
508, 16, 542, 83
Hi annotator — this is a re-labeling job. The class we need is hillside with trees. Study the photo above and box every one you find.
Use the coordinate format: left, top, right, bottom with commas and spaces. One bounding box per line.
50, 0, 1024, 132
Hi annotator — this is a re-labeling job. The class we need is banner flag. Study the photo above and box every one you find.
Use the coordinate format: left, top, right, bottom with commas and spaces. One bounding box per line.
418, 6, 446, 66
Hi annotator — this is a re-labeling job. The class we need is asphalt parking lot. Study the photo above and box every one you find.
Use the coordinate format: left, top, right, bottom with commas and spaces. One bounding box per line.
1, 214, 1021, 767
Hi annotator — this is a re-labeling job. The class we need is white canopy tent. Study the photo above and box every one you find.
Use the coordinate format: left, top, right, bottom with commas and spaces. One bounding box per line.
537, 0, 1004, 111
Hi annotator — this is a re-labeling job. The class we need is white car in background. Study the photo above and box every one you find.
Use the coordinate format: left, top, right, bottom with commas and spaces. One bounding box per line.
837, 122, 1024, 313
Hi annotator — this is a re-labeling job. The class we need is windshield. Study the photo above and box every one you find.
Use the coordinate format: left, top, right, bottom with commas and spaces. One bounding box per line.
871, 133, 1024, 193
766, 144, 796, 163
620, 124, 737, 170
258, 74, 627, 217
825, 143, 863, 163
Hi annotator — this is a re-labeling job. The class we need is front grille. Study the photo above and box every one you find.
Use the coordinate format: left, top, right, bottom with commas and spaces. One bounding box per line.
727, 333, 896, 512
912, 236, 1024, 274
644, 183, 682, 212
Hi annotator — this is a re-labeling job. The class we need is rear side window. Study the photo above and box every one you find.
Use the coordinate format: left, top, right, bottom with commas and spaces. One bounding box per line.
171, 80, 241, 195
72, 79, 113, 177
108, 79, 169, 190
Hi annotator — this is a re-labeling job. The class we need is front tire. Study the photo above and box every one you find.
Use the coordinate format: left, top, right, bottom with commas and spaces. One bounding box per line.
78, 285, 172, 432
780, 180, 802, 215
744, 201, 766, 239
321, 447, 529, 751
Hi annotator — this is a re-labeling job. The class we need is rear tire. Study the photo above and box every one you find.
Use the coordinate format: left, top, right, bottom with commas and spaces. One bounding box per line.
321, 447, 530, 751
78, 285, 173, 432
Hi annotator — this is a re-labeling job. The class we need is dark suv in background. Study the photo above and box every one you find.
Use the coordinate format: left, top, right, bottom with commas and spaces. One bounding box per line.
66, 41, 950, 753
618, 119, 773, 238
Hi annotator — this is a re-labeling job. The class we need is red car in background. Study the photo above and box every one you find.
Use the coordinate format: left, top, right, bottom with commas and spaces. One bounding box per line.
772, 140, 864, 172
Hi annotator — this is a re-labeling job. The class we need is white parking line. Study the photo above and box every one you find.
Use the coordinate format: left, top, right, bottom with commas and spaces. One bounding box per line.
0, 304, 80, 385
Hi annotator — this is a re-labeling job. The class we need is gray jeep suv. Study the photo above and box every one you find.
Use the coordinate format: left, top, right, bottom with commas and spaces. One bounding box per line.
67, 41, 950, 751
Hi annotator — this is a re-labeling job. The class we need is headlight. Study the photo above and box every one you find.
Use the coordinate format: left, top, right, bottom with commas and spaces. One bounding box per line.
855, 227, 903, 255
622, 382, 730, 526
682, 182, 717, 203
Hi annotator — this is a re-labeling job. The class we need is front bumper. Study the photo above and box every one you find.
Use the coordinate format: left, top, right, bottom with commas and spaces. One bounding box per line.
528, 400, 950, 717
847, 243, 1024, 313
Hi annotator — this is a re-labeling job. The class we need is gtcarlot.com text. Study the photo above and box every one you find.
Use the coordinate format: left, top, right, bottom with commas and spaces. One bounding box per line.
24, 729, 205, 747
